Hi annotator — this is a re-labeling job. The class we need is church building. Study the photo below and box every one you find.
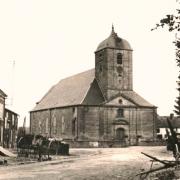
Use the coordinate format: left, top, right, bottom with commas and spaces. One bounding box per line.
30, 27, 157, 147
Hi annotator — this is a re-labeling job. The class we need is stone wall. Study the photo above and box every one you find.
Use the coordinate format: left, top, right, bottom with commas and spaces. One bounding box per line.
77, 106, 100, 141
75, 105, 156, 147
30, 107, 77, 140
30, 105, 156, 147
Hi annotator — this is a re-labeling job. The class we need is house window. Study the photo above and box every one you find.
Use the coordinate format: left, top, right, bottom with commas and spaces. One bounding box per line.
117, 108, 124, 117
5, 116, 7, 129
117, 53, 122, 64
12, 116, 14, 126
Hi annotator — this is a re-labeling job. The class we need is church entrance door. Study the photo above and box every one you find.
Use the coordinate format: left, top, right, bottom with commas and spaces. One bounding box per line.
116, 128, 125, 141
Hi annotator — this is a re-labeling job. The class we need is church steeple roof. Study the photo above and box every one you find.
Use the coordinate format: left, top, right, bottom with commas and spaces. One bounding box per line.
96, 25, 132, 51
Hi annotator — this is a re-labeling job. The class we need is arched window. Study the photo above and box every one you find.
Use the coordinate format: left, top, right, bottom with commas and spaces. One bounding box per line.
61, 116, 65, 133
53, 117, 57, 134
117, 53, 123, 64
117, 108, 124, 117
72, 118, 76, 136
45, 118, 49, 133
39, 121, 42, 134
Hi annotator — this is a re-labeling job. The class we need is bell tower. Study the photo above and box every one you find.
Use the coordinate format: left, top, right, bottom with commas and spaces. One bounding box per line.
95, 26, 133, 100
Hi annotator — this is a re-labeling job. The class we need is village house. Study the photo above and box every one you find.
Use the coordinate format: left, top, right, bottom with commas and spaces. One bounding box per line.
30, 27, 157, 147
156, 115, 180, 140
4, 108, 19, 148
0, 88, 19, 148
0, 89, 6, 146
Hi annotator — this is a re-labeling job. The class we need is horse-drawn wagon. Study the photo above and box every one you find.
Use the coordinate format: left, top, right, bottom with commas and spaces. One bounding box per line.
17, 134, 69, 161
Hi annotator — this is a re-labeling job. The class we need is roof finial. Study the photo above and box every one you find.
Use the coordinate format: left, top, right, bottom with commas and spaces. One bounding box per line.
112, 24, 115, 33
111, 24, 117, 37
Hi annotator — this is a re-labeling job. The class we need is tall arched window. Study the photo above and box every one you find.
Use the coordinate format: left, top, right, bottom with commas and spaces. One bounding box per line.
117, 53, 123, 64
61, 116, 65, 133
72, 118, 76, 136
45, 118, 48, 133
39, 121, 42, 134
53, 117, 57, 134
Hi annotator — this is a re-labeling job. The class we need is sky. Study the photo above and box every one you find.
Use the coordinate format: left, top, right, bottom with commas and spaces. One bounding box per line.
0, 0, 178, 126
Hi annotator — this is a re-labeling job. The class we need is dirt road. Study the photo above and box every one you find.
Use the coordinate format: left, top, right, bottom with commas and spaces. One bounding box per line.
0, 146, 174, 180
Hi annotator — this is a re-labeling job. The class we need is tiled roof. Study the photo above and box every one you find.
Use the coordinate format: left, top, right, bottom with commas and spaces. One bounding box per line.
0, 89, 7, 98
5, 108, 19, 116
32, 69, 95, 111
96, 27, 132, 51
105, 91, 155, 107
32, 68, 155, 111
121, 91, 155, 107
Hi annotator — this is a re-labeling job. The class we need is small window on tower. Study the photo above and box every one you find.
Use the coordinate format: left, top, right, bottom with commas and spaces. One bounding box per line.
117, 53, 122, 64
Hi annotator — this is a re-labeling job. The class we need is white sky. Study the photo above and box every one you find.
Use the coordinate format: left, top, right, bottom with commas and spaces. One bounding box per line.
0, 0, 178, 126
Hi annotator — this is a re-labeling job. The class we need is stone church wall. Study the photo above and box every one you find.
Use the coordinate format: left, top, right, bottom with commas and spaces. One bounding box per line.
128, 108, 156, 145
30, 105, 156, 147
30, 110, 50, 136
30, 107, 76, 140
77, 106, 100, 141
76, 105, 156, 147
